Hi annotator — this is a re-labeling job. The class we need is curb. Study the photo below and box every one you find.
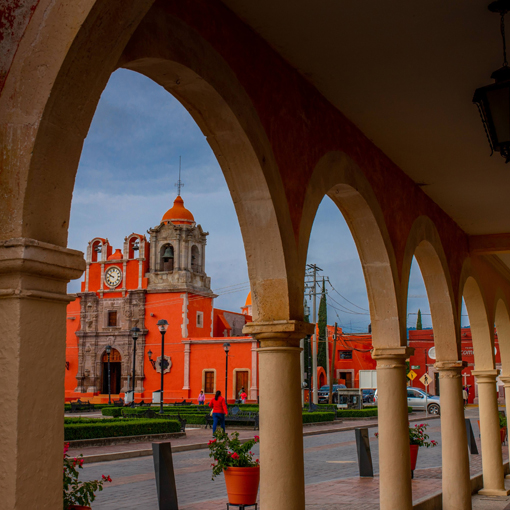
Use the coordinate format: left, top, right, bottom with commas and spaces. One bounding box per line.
82, 414, 440, 464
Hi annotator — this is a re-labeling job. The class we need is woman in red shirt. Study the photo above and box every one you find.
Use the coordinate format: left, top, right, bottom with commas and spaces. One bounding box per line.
209, 390, 228, 436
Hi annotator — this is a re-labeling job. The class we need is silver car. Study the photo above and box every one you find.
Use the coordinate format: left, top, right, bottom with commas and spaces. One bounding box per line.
374, 387, 440, 415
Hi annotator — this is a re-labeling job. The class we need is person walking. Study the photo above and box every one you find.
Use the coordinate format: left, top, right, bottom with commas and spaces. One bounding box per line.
240, 388, 247, 404
463, 386, 469, 407
198, 390, 205, 405
209, 390, 228, 436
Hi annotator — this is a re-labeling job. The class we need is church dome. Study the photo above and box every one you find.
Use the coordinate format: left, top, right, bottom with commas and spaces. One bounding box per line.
162, 196, 195, 225
245, 292, 252, 306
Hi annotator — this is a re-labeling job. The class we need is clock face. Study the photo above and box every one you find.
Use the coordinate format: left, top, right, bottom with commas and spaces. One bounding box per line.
105, 266, 122, 288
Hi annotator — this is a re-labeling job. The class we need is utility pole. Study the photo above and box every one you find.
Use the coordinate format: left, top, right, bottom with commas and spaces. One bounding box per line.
324, 280, 330, 388
328, 323, 338, 405
305, 264, 324, 405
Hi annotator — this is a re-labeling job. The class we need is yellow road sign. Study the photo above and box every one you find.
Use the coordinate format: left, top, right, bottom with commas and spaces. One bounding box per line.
407, 370, 417, 381
420, 373, 432, 386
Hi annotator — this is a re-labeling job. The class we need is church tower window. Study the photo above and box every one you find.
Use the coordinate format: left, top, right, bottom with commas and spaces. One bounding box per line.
191, 245, 200, 272
160, 244, 174, 272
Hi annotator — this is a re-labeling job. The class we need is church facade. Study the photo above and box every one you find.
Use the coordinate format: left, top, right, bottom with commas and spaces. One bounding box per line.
65, 195, 257, 403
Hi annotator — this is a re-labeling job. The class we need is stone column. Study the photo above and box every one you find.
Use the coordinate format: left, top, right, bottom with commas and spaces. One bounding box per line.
0, 238, 85, 509
243, 320, 314, 510
499, 375, 510, 477
472, 369, 509, 496
435, 361, 472, 509
372, 347, 414, 510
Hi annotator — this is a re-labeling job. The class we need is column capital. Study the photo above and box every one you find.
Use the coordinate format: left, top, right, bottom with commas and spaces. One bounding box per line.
472, 369, 500, 383
0, 237, 85, 280
498, 375, 510, 385
0, 238, 85, 303
372, 346, 414, 368
435, 360, 466, 378
243, 320, 314, 345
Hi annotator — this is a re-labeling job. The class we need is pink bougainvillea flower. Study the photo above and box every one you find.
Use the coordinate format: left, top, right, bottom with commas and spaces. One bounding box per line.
254, 436, 260, 442
231, 452, 240, 460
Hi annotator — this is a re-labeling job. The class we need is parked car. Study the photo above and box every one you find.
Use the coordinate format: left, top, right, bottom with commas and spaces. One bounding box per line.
374, 387, 440, 414
318, 384, 347, 403
362, 389, 375, 403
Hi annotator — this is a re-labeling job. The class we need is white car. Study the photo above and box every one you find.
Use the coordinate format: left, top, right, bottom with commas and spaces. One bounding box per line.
374, 387, 440, 415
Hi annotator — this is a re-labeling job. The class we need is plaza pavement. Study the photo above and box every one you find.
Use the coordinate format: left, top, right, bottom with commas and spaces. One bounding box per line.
74, 408, 510, 509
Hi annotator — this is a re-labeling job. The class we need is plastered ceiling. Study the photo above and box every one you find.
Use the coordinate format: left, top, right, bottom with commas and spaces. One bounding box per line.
222, 0, 510, 236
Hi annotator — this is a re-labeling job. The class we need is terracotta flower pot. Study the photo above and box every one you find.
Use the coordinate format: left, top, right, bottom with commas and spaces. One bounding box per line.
223, 466, 260, 505
501, 427, 507, 444
68, 506, 91, 510
409, 444, 419, 472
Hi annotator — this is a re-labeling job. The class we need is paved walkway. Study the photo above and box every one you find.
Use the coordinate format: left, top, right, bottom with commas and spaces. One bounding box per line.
73, 408, 510, 509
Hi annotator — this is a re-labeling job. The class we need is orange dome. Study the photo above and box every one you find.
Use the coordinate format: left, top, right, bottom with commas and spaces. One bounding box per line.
108, 248, 123, 260
162, 196, 195, 225
245, 291, 252, 306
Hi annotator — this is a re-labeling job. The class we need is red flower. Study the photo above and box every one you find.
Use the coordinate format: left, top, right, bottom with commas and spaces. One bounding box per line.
255, 459, 259, 463
231, 452, 240, 460
102, 475, 112, 482
254, 436, 260, 442
208, 439, 217, 445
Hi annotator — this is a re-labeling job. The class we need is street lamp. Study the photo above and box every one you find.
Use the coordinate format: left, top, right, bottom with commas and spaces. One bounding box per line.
223, 342, 230, 402
473, 1, 510, 162
130, 327, 140, 407
157, 319, 169, 414
105, 345, 112, 404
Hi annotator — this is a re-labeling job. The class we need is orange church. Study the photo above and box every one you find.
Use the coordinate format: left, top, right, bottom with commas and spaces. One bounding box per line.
65, 195, 257, 404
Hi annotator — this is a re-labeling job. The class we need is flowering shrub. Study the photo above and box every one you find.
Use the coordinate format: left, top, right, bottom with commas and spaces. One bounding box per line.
63, 443, 112, 508
207, 431, 260, 480
374, 423, 438, 448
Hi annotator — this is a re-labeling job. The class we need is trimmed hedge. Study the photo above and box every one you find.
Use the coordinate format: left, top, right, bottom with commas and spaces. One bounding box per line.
102, 407, 122, 417
336, 409, 378, 418
64, 418, 181, 440
302, 412, 335, 423
303, 404, 337, 412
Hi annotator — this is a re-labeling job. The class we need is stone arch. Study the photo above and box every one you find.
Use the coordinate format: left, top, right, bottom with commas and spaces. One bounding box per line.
191, 244, 200, 273
401, 216, 459, 361
299, 151, 402, 347
0, 0, 297, 321
494, 295, 510, 376
460, 264, 495, 370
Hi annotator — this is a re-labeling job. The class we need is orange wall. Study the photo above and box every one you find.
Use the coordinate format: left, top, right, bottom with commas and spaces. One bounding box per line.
65, 299, 81, 399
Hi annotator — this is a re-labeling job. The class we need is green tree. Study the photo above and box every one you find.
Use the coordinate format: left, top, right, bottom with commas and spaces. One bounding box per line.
416, 309, 423, 330
317, 278, 327, 369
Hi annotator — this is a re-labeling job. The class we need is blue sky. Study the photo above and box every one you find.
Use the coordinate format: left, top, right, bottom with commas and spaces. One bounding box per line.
68, 68, 453, 333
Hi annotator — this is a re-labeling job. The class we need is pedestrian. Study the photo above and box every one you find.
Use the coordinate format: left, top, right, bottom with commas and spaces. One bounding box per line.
198, 390, 205, 405
463, 386, 469, 407
209, 390, 228, 436
240, 388, 247, 404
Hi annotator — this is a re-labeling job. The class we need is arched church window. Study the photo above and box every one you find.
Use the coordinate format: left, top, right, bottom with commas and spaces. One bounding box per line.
92, 241, 102, 262
191, 245, 200, 272
160, 244, 174, 272
128, 237, 140, 259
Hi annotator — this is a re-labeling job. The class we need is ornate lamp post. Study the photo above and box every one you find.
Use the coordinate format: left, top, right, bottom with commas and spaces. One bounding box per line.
105, 344, 112, 404
157, 319, 169, 414
130, 327, 140, 407
223, 342, 230, 402
473, 1, 510, 162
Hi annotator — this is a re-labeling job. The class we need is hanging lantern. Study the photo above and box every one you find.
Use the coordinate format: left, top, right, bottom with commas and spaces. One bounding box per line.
474, 1, 510, 162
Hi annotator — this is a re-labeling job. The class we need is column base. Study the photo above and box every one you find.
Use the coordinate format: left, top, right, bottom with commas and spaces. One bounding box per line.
478, 488, 510, 496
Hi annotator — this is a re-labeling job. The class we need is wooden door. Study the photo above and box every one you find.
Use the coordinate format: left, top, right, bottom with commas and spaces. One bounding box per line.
235, 371, 249, 398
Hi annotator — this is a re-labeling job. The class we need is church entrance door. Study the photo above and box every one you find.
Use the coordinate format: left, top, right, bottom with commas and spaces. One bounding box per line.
102, 349, 122, 395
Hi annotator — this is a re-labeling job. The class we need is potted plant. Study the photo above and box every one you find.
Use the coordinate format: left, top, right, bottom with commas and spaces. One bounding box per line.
64, 443, 112, 509
208, 431, 260, 505
409, 423, 438, 476
500, 414, 507, 444
375, 423, 437, 477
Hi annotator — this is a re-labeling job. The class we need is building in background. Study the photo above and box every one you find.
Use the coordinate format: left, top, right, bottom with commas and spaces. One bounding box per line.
65, 195, 256, 403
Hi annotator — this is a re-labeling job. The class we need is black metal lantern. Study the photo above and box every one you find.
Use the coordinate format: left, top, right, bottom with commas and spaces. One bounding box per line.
474, 0, 510, 162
